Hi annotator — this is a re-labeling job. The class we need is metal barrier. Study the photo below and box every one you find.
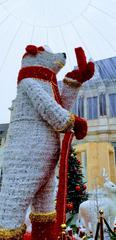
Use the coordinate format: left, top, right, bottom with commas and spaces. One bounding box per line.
95, 210, 116, 240
57, 224, 72, 240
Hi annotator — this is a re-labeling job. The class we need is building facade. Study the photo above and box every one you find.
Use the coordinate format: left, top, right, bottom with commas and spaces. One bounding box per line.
73, 56, 116, 189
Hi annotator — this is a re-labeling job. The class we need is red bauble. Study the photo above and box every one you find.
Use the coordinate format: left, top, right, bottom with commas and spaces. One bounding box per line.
68, 229, 73, 236
83, 184, 87, 190
23, 232, 31, 240
75, 185, 81, 191
77, 159, 81, 164
79, 230, 86, 238
66, 202, 74, 210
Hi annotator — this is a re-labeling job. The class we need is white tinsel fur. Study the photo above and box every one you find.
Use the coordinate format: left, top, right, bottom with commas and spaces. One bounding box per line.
0, 49, 80, 229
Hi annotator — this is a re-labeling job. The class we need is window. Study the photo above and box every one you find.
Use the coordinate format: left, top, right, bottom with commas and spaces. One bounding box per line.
114, 147, 116, 166
77, 96, 84, 117
109, 94, 116, 117
112, 142, 116, 165
81, 151, 87, 182
0, 168, 3, 191
99, 93, 106, 116
87, 96, 98, 119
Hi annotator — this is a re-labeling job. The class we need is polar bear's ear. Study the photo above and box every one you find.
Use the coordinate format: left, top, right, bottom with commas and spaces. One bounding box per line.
26, 45, 38, 55
37, 46, 45, 52
44, 45, 53, 53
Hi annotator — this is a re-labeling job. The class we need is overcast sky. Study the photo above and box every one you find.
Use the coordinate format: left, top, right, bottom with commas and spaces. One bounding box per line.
0, 0, 116, 123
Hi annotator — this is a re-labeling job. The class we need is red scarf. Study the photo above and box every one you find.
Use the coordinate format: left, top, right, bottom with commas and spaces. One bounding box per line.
17, 66, 62, 105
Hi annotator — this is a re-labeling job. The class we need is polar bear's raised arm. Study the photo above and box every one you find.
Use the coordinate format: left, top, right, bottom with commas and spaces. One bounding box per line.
19, 78, 75, 132
60, 80, 80, 110
60, 47, 95, 111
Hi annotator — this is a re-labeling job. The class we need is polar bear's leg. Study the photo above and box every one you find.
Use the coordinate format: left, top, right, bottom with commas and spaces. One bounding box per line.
31, 169, 57, 213
0, 157, 55, 239
30, 169, 57, 240
0, 179, 28, 239
0, 173, 38, 229
0, 177, 36, 231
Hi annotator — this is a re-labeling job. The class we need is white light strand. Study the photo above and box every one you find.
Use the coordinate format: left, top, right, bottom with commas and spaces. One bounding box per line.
0, 0, 9, 5
59, 26, 72, 68
0, 22, 22, 72
30, 24, 35, 44
71, 22, 93, 57
0, 0, 92, 28
83, 15, 116, 52
0, 13, 12, 26
90, 3, 116, 22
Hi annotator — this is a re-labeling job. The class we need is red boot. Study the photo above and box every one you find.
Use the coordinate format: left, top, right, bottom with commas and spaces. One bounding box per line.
30, 211, 57, 240
0, 223, 26, 240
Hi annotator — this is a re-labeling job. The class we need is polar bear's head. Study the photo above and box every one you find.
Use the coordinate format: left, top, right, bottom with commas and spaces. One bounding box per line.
21, 45, 66, 74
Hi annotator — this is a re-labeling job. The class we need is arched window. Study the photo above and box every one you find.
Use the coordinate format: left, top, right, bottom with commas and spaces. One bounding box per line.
109, 93, 116, 117
99, 93, 106, 116
77, 96, 84, 117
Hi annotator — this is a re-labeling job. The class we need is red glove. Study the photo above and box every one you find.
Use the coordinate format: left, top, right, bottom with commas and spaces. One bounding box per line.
65, 47, 94, 84
73, 116, 88, 140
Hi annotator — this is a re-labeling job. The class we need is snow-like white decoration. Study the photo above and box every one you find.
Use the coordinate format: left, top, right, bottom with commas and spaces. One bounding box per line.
79, 170, 116, 236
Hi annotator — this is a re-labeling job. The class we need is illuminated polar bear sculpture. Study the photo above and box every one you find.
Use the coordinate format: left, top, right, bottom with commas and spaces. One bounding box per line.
0, 45, 94, 240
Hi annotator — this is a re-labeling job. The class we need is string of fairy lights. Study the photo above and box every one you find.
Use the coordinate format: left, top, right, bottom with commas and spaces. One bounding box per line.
0, 0, 116, 77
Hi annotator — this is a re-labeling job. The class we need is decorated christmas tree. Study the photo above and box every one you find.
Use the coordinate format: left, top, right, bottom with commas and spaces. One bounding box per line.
66, 147, 88, 215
